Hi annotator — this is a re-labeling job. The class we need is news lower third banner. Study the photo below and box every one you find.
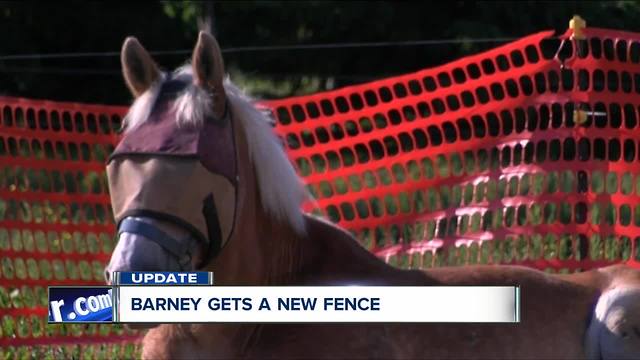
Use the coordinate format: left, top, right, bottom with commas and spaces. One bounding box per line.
48, 272, 520, 324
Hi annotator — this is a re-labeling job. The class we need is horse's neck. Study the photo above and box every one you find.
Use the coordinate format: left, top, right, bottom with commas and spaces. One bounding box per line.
183, 213, 408, 355
556, 264, 639, 292
292, 214, 421, 285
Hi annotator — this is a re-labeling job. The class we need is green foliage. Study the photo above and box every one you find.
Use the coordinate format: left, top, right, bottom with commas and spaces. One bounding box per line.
162, 1, 199, 24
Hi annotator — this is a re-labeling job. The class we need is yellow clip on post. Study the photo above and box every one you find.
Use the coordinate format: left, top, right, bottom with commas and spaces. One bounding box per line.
570, 15, 586, 40
573, 109, 588, 125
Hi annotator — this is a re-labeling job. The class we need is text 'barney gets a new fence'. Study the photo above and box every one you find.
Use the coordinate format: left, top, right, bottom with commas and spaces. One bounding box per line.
1, 20, 640, 357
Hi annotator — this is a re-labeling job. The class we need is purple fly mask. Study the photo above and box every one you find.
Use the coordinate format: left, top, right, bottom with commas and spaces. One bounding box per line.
106, 76, 238, 272
104, 32, 238, 283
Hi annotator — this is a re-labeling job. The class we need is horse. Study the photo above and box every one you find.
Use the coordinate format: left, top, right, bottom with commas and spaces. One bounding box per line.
104, 31, 640, 359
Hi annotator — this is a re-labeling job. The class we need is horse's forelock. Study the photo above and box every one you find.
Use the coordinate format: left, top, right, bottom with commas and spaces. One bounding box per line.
122, 72, 166, 132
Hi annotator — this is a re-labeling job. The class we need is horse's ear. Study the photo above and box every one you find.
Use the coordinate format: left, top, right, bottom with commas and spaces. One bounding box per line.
120, 37, 161, 98
192, 31, 227, 118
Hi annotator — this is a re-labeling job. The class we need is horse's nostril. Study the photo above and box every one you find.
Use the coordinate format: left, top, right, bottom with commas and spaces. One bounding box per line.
104, 269, 111, 284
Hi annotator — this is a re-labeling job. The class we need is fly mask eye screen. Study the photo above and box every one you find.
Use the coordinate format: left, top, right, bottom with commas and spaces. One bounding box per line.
106, 88, 238, 270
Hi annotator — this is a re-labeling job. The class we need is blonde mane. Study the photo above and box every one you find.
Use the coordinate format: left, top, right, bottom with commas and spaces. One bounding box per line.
122, 65, 307, 235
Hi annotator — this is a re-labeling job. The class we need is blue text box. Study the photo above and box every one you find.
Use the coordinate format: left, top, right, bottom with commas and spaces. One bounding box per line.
117, 271, 212, 285
48, 287, 113, 323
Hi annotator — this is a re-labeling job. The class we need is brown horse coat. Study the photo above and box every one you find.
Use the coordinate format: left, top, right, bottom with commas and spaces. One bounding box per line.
139, 211, 640, 359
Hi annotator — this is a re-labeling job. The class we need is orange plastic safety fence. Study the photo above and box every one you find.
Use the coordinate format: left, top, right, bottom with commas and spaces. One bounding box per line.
0, 97, 141, 357
2, 26, 640, 354
264, 27, 640, 273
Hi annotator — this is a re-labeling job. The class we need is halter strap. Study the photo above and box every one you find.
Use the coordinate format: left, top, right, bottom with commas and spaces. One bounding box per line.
118, 217, 188, 262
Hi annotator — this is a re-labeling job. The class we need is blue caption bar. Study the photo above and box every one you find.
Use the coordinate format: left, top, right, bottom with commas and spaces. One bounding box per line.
48, 286, 113, 323
116, 271, 213, 286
